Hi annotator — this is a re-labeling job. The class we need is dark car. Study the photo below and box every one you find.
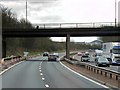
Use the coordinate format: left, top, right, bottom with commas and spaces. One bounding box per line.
95, 56, 110, 67
43, 52, 49, 56
48, 54, 57, 61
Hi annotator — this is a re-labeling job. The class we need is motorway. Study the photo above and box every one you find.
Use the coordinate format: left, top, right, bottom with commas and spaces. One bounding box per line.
2, 54, 109, 88
74, 54, 120, 72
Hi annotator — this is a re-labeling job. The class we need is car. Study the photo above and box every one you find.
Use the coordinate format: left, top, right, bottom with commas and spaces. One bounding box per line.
53, 53, 59, 58
48, 54, 57, 61
43, 52, 49, 56
85, 52, 89, 55
81, 55, 90, 62
95, 56, 110, 67
77, 52, 82, 56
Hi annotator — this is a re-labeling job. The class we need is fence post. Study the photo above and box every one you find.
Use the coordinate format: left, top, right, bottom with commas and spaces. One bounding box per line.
76, 24, 78, 28
93, 23, 95, 28
60, 24, 61, 28
44, 24, 45, 29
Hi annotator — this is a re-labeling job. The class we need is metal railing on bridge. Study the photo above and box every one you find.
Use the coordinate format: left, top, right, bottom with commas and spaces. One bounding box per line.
2, 22, 119, 29
33, 22, 118, 29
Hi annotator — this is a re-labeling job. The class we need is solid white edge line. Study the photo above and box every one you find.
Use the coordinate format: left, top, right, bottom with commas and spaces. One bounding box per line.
59, 61, 109, 88
0, 61, 25, 75
45, 84, 49, 88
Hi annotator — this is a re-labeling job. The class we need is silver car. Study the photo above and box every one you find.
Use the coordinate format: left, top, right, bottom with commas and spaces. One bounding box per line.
95, 56, 110, 67
48, 54, 57, 61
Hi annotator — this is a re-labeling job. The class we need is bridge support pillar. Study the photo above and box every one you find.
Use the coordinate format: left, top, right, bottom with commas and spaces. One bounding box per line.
2, 37, 6, 58
66, 34, 70, 59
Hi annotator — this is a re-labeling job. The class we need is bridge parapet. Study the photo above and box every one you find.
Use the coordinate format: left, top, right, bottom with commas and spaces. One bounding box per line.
33, 22, 117, 29
2, 22, 119, 29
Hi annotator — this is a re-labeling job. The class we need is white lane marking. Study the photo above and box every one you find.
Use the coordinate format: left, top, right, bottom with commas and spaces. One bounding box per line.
40, 73, 43, 76
0, 61, 25, 75
45, 84, 49, 88
42, 77, 45, 80
39, 67, 41, 70
39, 70, 42, 72
39, 66, 41, 68
40, 62, 42, 65
60, 61, 109, 88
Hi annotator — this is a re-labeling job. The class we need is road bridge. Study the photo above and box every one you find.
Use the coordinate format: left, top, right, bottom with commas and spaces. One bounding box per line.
2, 22, 120, 58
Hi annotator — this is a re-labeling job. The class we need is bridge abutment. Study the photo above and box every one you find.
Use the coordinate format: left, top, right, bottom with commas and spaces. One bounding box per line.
2, 37, 6, 58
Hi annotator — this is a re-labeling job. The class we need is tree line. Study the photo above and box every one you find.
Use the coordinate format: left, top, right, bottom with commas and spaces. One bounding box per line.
1, 5, 66, 56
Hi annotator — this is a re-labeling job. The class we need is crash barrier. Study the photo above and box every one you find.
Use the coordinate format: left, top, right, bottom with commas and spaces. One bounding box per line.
64, 58, 120, 88
77, 61, 120, 80
64, 58, 78, 65
0, 56, 26, 71
0, 54, 41, 72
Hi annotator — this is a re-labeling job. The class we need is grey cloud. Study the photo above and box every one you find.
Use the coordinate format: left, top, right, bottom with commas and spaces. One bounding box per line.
39, 15, 63, 22
0, 0, 61, 23
0, 0, 58, 2
1, 0, 59, 11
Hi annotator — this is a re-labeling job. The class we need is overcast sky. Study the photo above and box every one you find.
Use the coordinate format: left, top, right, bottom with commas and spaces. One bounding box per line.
1, 0, 120, 42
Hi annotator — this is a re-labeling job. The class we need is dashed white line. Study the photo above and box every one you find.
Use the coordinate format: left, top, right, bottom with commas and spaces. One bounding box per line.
42, 77, 45, 80
39, 70, 42, 72
39, 68, 41, 70
40, 73, 43, 76
39, 62, 42, 65
45, 84, 49, 88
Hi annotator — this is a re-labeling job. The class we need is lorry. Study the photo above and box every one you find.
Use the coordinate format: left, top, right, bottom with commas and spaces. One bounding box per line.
94, 49, 103, 61
102, 42, 120, 65
94, 49, 103, 58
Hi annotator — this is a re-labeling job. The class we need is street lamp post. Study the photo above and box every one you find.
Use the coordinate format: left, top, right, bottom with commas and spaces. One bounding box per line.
115, 0, 117, 28
26, 0, 27, 23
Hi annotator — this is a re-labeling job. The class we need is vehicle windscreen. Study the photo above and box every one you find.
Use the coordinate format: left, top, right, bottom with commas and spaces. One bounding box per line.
99, 57, 108, 62
112, 49, 120, 54
82, 56, 89, 58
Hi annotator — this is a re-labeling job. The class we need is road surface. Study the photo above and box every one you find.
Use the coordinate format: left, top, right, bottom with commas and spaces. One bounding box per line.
2, 55, 109, 88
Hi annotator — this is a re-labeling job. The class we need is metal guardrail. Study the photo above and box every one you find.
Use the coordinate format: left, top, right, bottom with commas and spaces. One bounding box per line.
77, 61, 120, 79
0, 56, 26, 71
